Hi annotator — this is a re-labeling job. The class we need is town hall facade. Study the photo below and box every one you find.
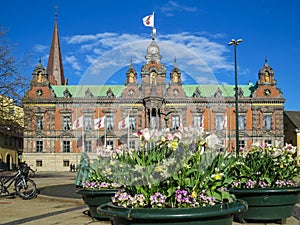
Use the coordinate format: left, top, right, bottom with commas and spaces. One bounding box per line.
23, 20, 285, 171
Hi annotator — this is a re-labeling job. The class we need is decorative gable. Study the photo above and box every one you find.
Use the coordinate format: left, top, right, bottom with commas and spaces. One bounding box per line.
238, 87, 244, 97
257, 59, 276, 86
214, 87, 223, 98
169, 57, 182, 86
125, 58, 138, 86
63, 88, 72, 98
31, 62, 49, 86
106, 88, 115, 98
193, 87, 202, 98
85, 88, 93, 98
252, 59, 283, 98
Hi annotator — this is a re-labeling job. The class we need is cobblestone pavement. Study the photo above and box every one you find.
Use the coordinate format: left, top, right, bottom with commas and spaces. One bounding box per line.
0, 172, 299, 225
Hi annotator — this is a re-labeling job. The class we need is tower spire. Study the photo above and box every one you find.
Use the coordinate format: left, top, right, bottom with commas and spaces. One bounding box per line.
47, 6, 66, 85
54, 5, 58, 22
264, 57, 268, 66
130, 56, 133, 68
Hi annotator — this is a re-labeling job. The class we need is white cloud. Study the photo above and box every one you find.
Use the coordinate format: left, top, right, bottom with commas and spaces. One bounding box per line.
67, 35, 97, 44
65, 55, 82, 71
160, 1, 198, 16
63, 31, 234, 85
34, 44, 48, 53
66, 32, 117, 44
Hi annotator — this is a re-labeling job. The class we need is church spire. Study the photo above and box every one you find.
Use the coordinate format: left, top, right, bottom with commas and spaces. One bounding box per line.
47, 8, 66, 85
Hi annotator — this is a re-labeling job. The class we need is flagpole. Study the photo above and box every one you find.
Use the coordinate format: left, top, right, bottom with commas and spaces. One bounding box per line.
75, 105, 78, 168
97, 105, 100, 153
152, 12, 155, 40
104, 117, 107, 147
229, 108, 232, 152
127, 115, 130, 147
224, 115, 228, 150
200, 116, 204, 133
82, 123, 85, 153
225, 127, 228, 150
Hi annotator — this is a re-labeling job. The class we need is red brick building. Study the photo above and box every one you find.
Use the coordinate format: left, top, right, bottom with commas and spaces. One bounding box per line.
23, 20, 285, 171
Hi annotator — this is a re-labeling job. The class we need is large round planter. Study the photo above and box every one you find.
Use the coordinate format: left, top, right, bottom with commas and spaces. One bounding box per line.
98, 201, 248, 225
77, 189, 117, 221
230, 187, 300, 224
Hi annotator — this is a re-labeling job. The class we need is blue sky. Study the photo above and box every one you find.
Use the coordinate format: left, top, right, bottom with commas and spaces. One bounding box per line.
1, 0, 300, 110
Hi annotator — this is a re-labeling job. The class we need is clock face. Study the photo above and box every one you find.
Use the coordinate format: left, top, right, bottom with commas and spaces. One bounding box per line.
173, 89, 179, 96
149, 46, 158, 54
128, 89, 135, 96
264, 88, 271, 96
36, 89, 43, 96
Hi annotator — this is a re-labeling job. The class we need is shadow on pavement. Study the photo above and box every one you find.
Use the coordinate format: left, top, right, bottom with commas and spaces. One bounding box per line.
39, 184, 82, 199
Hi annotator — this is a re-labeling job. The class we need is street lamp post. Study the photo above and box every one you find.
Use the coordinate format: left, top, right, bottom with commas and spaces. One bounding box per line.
160, 111, 172, 129
228, 39, 242, 156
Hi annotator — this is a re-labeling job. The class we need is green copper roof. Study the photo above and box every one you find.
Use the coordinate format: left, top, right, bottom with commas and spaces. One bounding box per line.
51, 85, 124, 98
51, 83, 255, 98
182, 83, 254, 97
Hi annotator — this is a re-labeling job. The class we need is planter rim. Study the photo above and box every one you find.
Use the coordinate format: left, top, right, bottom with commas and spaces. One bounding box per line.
230, 186, 300, 194
76, 189, 118, 195
98, 200, 248, 220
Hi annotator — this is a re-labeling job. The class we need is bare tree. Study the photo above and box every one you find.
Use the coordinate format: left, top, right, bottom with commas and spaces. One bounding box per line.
0, 26, 29, 128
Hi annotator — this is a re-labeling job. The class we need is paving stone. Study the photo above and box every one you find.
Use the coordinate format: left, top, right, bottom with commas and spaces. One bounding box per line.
1, 172, 298, 225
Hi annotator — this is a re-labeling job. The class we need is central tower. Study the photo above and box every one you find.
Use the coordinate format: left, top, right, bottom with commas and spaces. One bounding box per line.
141, 40, 167, 129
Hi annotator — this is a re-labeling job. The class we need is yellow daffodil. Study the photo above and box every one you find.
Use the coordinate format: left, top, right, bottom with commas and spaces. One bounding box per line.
168, 140, 178, 150
154, 165, 164, 173
191, 190, 197, 198
211, 173, 223, 180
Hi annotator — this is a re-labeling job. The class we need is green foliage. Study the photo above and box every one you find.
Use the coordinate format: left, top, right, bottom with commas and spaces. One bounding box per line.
229, 143, 300, 188
84, 128, 238, 207
110, 128, 236, 207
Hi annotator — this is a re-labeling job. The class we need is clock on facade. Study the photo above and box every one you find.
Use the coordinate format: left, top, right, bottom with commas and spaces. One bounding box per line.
128, 89, 135, 96
148, 46, 158, 54
173, 89, 179, 96
264, 88, 271, 96
36, 89, 43, 96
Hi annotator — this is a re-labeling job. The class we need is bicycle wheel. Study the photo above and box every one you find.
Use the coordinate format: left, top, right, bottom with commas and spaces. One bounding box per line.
0, 177, 7, 194
29, 169, 36, 178
15, 178, 37, 200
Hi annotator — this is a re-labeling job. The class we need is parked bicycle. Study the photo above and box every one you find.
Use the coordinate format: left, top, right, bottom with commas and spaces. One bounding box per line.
0, 162, 37, 199
28, 165, 37, 178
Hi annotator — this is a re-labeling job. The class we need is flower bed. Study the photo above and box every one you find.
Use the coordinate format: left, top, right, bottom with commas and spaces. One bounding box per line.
228, 142, 300, 223
107, 127, 237, 209
229, 143, 299, 189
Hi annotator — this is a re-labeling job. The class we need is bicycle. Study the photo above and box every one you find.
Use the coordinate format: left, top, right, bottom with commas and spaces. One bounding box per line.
0, 163, 37, 200
28, 165, 37, 178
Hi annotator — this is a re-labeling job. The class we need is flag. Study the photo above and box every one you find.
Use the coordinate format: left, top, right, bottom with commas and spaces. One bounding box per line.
72, 116, 83, 129
178, 115, 183, 132
222, 115, 227, 129
118, 116, 129, 130
94, 116, 105, 129
142, 13, 154, 27
199, 116, 204, 129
